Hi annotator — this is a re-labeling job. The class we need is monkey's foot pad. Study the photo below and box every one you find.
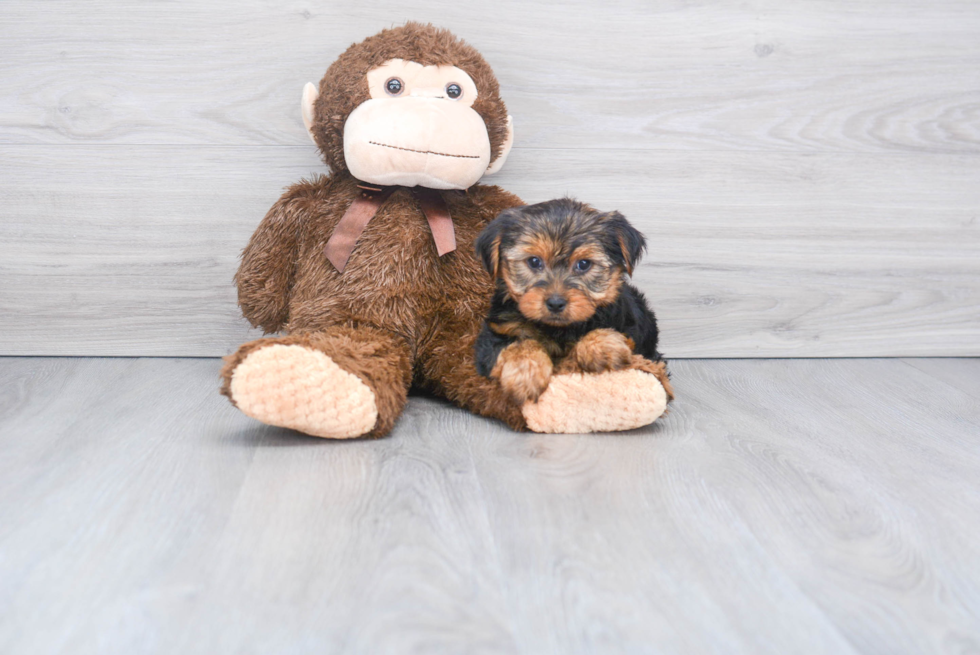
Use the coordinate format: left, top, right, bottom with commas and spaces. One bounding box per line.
229, 344, 378, 439
522, 369, 668, 433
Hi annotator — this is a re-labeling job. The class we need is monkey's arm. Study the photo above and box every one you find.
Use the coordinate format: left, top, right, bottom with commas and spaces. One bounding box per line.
456, 184, 524, 227
235, 190, 308, 333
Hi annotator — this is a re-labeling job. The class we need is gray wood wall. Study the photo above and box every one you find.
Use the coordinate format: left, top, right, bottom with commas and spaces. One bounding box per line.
2, 1, 978, 357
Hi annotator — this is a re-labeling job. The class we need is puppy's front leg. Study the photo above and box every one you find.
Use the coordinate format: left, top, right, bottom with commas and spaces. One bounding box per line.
562, 328, 635, 374
491, 340, 554, 404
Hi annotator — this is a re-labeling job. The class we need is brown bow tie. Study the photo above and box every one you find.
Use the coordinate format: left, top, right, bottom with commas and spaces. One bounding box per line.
323, 183, 457, 273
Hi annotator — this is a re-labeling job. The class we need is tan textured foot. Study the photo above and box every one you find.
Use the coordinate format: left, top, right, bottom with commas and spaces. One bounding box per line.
522, 368, 668, 434
229, 344, 378, 439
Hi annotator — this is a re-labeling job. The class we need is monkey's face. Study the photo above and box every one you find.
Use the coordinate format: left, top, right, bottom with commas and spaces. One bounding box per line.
342, 60, 492, 190
475, 199, 647, 327
303, 24, 514, 186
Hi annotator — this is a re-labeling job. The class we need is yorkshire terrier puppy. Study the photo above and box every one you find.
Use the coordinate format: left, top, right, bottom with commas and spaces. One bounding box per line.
473, 198, 672, 405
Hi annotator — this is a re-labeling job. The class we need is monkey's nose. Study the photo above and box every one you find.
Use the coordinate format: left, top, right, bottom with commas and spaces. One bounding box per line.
409, 88, 447, 99
545, 295, 567, 314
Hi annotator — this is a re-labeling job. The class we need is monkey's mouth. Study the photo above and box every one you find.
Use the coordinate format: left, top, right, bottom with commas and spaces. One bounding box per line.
368, 141, 481, 160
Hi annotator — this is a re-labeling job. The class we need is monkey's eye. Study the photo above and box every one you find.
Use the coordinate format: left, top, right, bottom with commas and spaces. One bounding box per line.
527, 256, 544, 271
445, 83, 462, 99
574, 259, 593, 273
385, 77, 404, 96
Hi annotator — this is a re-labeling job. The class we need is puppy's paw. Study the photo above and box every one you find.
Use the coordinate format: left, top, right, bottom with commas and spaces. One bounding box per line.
491, 340, 554, 404
567, 328, 634, 373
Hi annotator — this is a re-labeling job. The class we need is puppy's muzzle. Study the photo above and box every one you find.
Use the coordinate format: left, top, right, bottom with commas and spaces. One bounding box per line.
545, 295, 567, 314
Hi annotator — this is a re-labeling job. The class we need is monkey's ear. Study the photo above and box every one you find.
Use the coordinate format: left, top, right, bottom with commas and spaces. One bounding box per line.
474, 213, 513, 278
484, 116, 514, 176
301, 82, 319, 144
603, 211, 646, 276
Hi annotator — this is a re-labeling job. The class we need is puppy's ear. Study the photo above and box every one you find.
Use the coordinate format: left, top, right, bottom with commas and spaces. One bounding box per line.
475, 211, 515, 278
602, 211, 646, 276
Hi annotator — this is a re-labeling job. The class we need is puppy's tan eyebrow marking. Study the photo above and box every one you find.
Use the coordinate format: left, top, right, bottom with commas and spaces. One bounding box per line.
517, 234, 562, 266
570, 245, 604, 262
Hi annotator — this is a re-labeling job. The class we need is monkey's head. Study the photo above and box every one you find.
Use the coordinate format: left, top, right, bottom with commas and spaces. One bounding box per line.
475, 199, 646, 326
301, 23, 514, 190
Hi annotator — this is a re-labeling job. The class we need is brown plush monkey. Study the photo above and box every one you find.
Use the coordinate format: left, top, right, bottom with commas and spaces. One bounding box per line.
220, 23, 670, 438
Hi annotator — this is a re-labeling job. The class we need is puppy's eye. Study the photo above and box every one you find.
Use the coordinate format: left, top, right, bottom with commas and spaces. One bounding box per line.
385, 77, 404, 96
527, 256, 544, 271
574, 259, 593, 273
445, 83, 462, 99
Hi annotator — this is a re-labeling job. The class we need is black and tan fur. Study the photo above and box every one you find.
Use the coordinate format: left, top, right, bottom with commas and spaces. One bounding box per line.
474, 198, 670, 402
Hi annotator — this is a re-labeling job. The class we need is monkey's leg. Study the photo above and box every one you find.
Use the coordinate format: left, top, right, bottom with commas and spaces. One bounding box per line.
221, 326, 412, 439
523, 355, 673, 434
417, 320, 529, 432
628, 355, 675, 402
420, 317, 672, 434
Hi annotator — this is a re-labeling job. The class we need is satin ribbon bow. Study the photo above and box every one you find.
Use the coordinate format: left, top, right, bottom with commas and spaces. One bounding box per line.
323, 183, 457, 273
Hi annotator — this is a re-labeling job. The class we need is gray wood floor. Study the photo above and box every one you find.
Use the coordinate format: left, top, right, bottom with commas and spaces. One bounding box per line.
1, 357, 978, 654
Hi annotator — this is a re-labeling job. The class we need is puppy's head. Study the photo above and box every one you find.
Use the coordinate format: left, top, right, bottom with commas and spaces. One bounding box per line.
475, 198, 645, 326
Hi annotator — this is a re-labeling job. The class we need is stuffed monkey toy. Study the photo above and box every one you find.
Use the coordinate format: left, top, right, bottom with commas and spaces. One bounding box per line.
220, 23, 670, 437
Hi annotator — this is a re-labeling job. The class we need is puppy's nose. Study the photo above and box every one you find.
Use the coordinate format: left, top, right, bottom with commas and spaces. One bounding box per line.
545, 295, 567, 314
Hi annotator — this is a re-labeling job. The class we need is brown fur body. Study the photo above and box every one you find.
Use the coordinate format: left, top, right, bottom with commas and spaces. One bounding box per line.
221, 24, 531, 437
221, 172, 529, 435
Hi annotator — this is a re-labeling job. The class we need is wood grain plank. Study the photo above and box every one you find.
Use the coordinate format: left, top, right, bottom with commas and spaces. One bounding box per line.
1, 145, 977, 357
0, 1, 978, 153
658, 359, 980, 653
469, 358, 980, 653
2, 357, 980, 653
0, 358, 261, 654
0, 357, 520, 654
901, 358, 980, 400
